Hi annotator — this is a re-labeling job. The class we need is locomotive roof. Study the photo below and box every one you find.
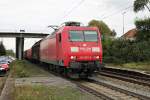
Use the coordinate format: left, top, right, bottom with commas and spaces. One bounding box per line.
40, 25, 99, 41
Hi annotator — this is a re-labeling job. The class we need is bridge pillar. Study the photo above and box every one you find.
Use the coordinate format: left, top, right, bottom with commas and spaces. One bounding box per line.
16, 37, 24, 60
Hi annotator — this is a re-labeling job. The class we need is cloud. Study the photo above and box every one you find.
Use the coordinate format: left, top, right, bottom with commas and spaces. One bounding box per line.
0, 0, 148, 51
104, 0, 134, 9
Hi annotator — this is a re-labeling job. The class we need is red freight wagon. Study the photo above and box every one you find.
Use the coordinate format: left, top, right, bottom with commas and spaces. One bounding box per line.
25, 49, 32, 60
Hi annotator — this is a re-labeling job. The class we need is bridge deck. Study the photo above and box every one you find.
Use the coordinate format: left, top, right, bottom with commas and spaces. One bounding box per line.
0, 32, 49, 38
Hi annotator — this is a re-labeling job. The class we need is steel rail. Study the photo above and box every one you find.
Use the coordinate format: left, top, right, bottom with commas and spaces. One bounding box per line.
77, 83, 114, 100
98, 71, 150, 87
89, 79, 150, 100
101, 67, 150, 81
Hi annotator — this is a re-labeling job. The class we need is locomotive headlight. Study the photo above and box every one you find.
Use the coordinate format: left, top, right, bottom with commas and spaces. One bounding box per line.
71, 47, 79, 52
96, 56, 99, 59
92, 47, 100, 52
70, 56, 76, 60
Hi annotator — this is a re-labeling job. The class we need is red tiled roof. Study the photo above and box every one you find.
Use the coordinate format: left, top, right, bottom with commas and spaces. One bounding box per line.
122, 28, 137, 38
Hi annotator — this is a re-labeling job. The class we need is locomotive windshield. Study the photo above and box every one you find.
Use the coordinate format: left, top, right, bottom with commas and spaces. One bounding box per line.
84, 31, 98, 42
69, 31, 84, 41
70, 31, 98, 42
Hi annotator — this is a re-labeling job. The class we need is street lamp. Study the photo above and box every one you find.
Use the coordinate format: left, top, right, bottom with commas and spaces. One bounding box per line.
122, 12, 126, 34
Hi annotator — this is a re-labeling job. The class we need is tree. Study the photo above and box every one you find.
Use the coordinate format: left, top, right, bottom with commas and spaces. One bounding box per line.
135, 18, 150, 41
134, 0, 150, 12
0, 41, 6, 56
88, 20, 112, 36
111, 29, 117, 37
6, 49, 15, 57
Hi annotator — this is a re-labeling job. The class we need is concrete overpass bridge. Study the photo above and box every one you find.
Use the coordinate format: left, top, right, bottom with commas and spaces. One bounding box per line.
0, 31, 49, 60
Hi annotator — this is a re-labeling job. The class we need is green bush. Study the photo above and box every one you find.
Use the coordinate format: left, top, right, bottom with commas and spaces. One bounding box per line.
103, 18, 150, 64
135, 18, 150, 42
103, 39, 150, 64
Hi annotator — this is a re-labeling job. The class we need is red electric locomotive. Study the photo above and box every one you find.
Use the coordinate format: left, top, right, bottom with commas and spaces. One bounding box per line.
27, 22, 103, 78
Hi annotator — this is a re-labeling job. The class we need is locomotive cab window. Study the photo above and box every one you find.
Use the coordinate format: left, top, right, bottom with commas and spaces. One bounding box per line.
69, 30, 98, 42
84, 31, 98, 42
59, 34, 61, 42
69, 31, 84, 41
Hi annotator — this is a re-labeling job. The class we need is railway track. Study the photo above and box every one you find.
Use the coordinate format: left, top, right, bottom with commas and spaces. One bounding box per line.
33, 63, 150, 99
99, 67, 150, 87
76, 79, 150, 100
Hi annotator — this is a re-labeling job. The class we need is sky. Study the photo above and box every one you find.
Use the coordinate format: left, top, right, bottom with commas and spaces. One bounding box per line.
0, 0, 149, 52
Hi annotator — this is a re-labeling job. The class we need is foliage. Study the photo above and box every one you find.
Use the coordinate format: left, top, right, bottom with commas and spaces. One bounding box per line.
134, 0, 150, 12
88, 20, 112, 36
103, 17, 150, 64
6, 49, 15, 57
135, 18, 150, 41
0, 41, 6, 56
111, 29, 117, 37
103, 2, 150, 64
135, 18, 150, 31
103, 39, 150, 64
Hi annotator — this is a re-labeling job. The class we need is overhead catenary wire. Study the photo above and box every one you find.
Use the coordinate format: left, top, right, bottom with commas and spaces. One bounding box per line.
59, 0, 135, 25
99, 2, 132, 19
100, 0, 150, 20
101, 5, 133, 20
60, 0, 133, 22
61, 0, 85, 21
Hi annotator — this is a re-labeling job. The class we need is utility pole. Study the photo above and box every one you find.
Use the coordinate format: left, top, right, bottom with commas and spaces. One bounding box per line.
122, 12, 126, 34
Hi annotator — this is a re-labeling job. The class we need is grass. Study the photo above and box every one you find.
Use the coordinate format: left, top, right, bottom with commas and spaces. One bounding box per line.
14, 85, 91, 100
10, 60, 50, 78
0, 77, 6, 93
11, 60, 99, 100
11, 60, 82, 100
107, 62, 150, 72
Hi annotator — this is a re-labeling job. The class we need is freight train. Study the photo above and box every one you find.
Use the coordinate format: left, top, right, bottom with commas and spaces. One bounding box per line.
24, 22, 103, 78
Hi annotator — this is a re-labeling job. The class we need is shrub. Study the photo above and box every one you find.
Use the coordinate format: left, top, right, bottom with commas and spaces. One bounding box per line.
103, 18, 150, 64
103, 39, 150, 64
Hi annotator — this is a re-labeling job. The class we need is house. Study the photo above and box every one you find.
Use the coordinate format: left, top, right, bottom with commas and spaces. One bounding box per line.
121, 28, 137, 40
